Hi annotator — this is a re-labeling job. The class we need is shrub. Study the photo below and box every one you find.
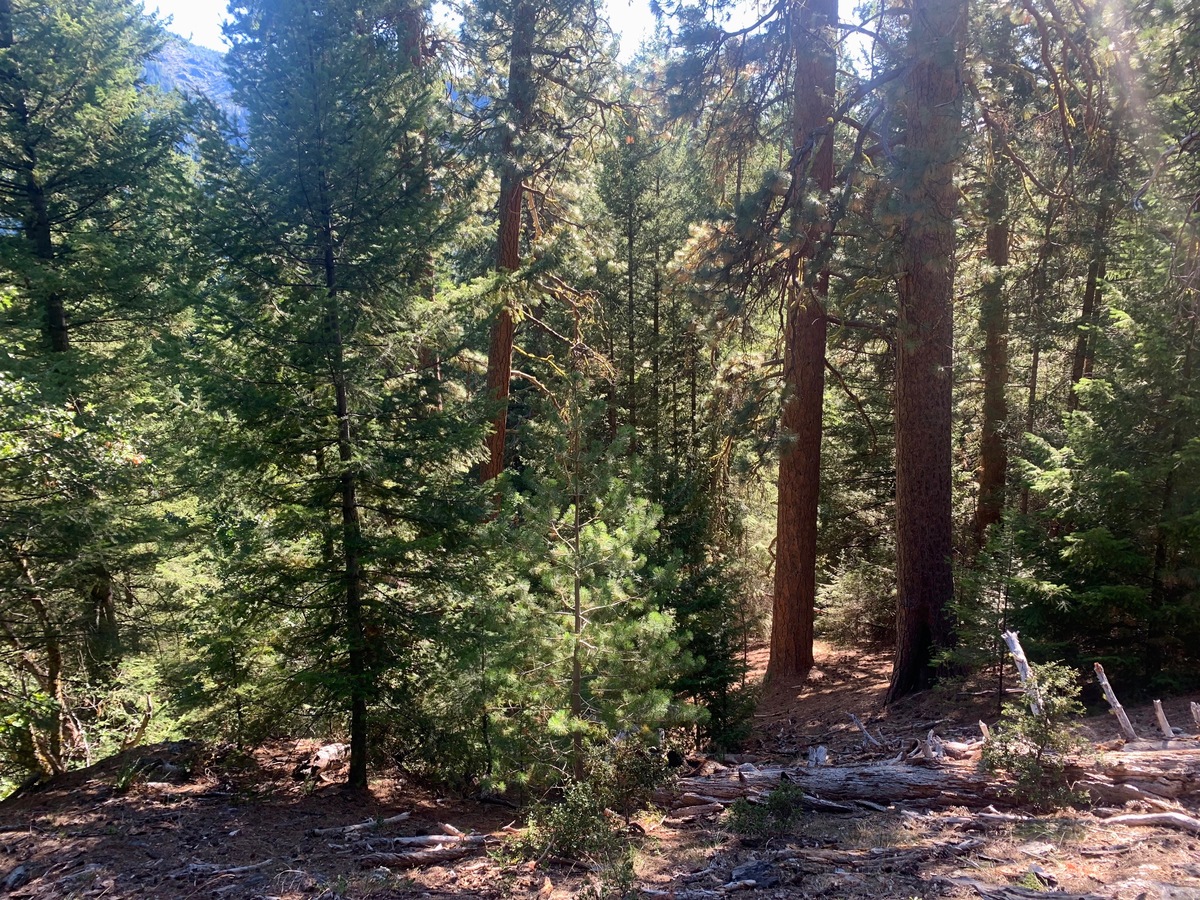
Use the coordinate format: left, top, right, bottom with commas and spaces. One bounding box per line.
726, 781, 807, 837
982, 660, 1090, 810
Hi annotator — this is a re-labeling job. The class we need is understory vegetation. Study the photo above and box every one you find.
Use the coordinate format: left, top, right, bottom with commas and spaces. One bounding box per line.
1, 0, 1199, 822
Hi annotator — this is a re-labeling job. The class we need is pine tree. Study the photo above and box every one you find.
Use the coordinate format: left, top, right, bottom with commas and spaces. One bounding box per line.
885, 0, 965, 702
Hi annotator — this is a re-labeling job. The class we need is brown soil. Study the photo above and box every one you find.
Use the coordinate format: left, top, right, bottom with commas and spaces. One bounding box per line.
1, 643, 1198, 899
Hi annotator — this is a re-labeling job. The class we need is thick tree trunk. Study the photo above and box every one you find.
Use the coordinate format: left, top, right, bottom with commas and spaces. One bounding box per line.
767, 0, 836, 685
974, 159, 1010, 544
481, 4, 535, 484
886, 0, 965, 703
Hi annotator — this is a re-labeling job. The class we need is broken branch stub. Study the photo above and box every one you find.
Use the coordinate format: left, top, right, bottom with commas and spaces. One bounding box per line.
1001, 631, 1042, 716
1093, 663, 1139, 742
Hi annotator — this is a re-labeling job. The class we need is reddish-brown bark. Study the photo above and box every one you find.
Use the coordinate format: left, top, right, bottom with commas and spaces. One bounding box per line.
886, 0, 965, 703
767, 0, 836, 684
480, 5, 535, 484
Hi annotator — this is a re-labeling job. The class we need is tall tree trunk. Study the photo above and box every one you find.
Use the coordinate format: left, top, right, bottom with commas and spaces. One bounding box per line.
481, 3, 535, 484
767, 0, 836, 685
886, 0, 965, 703
319, 169, 369, 791
974, 154, 1010, 544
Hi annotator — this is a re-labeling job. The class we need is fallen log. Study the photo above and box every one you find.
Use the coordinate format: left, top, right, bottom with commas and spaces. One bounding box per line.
657, 748, 1200, 810
1102, 811, 1200, 835
361, 846, 480, 868
309, 812, 410, 837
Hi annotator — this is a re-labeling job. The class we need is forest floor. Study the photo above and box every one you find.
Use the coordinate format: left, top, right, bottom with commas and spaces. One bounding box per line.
1, 642, 1199, 899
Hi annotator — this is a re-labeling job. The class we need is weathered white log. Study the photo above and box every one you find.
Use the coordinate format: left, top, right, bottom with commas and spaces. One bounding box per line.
1191, 702, 1200, 729
1093, 663, 1139, 742
655, 748, 1200, 810
1153, 700, 1174, 739
375, 833, 481, 849
979, 721, 991, 743
361, 844, 483, 868
309, 812, 410, 837
1104, 811, 1200, 835
1001, 631, 1042, 716
1120, 740, 1197, 752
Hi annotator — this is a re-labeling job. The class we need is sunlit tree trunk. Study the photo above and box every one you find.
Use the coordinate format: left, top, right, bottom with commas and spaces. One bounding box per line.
767, 0, 836, 685
886, 0, 965, 703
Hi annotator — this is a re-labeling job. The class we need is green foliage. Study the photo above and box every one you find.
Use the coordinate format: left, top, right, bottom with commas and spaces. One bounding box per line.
512, 741, 669, 865
726, 781, 808, 838
982, 661, 1090, 810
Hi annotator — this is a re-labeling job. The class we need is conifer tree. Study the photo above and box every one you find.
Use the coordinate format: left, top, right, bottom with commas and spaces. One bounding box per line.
0, 0, 190, 773
885, 0, 965, 702
203, 0, 481, 790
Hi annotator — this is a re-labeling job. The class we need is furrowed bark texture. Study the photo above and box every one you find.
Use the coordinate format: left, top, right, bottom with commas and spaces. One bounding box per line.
481, 2, 535, 484
768, 0, 836, 684
887, 0, 965, 703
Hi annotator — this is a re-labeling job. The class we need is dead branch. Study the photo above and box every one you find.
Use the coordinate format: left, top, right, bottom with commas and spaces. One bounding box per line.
1153, 700, 1176, 739
309, 812, 410, 837
849, 713, 883, 749
1001, 631, 1042, 716
360, 847, 477, 868
1103, 811, 1200, 835
1093, 663, 1139, 742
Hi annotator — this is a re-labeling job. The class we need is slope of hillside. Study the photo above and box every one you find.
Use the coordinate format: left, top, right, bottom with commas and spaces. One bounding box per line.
144, 36, 232, 111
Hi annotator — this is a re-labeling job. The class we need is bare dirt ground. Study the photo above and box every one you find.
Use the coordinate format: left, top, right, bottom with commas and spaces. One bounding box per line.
1, 642, 1198, 899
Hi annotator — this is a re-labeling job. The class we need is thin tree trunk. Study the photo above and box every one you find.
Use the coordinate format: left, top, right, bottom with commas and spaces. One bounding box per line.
319, 163, 369, 791
975, 155, 1010, 544
481, 4, 535, 484
1068, 245, 1107, 410
627, 195, 638, 452
886, 0, 965, 703
767, 0, 836, 685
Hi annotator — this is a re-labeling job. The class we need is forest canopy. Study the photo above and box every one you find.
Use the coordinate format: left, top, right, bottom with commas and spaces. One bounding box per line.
0, 0, 1198, 794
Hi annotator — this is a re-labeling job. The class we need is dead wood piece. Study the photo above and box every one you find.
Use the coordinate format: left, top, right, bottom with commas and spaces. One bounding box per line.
170, 859, 274, 879
309, 812, 410, 837
1094, 663, 1139, 742
797, 794, 856, 814
361, 846, 479, 868
674, 792, 724, 808
1104, 811, 1200, 835
1154, 700, 1176, 739
1191, 702, 1200, 729
379, 834, 484, 849
1002, 631, 1043, 716
1119, 740, 1198, 752
293, 742, 348, 779
665, 802, 725, 820
1080, 844, 1132, 857
943, 876, 1103, 900
850, 713, 883, 748
656, 748, 1200, 811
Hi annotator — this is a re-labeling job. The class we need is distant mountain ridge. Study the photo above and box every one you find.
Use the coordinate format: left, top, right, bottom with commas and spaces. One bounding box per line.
144, 35, 233, 112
